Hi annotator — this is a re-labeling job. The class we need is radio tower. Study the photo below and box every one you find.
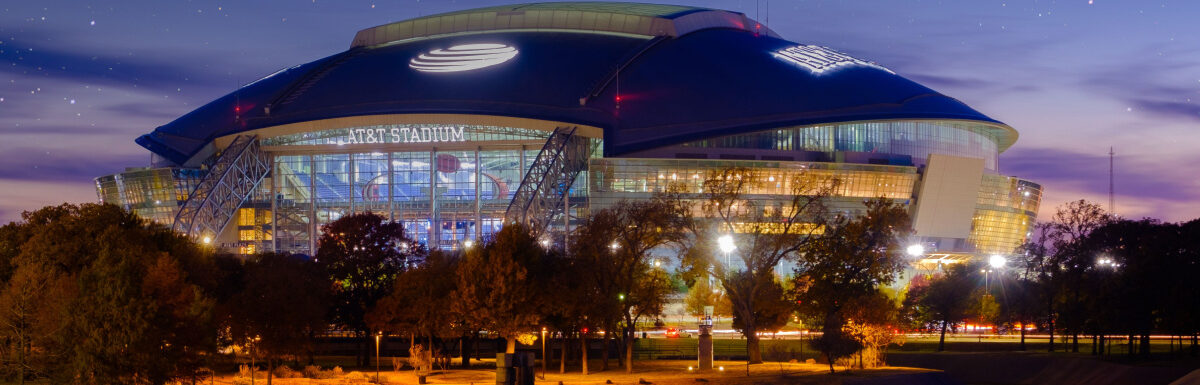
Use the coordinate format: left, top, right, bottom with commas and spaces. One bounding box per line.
1109, 147, 1115, 215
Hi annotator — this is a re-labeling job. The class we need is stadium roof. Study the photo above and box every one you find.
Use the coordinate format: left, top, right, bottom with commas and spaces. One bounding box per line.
137, 2, 1016, 166
349, 2, 780, 48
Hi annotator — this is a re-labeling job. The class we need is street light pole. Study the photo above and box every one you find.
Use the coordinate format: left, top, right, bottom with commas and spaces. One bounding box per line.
375, 332, 382, 382
541, 327, 547, 380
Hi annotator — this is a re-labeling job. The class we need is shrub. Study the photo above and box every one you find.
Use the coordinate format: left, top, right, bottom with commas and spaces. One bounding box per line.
274, 364, 302, 378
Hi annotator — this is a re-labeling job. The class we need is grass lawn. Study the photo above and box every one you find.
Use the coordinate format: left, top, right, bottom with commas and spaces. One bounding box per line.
202, 358, 935, 385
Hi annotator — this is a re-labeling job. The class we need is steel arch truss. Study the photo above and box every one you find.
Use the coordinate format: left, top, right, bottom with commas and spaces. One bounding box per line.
505, 126, 593, 237
173, 135, 270, 240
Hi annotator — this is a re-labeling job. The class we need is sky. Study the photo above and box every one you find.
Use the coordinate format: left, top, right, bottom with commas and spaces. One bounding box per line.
1, 0, 1198, 224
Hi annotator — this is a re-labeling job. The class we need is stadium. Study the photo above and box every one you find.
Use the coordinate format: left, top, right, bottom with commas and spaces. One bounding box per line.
95, 2, 1041, 266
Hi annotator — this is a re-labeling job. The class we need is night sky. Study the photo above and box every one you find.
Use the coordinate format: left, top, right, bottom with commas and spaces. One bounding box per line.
1, 0, 1198, 224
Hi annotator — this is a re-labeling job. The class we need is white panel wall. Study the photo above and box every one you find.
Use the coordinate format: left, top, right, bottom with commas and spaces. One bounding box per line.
911, 154, 985, 239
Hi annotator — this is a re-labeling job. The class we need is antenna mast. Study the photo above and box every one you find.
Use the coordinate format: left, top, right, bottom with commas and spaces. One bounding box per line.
1108, 147, 1115, 215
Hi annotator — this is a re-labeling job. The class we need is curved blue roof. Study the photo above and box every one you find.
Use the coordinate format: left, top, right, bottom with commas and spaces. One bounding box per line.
137, 3, 1009, 165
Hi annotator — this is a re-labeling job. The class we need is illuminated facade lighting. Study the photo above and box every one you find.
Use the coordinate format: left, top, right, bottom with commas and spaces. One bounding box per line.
409, 43, 517, 73
774, 44, 894, 75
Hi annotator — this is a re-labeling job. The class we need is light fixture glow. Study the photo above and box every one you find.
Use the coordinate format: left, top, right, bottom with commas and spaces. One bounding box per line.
718, 234, 736, 254
906, 244, 925, 257
774, 44, 894, 75
989, 254, 1007, 269
410, 43, 518, 73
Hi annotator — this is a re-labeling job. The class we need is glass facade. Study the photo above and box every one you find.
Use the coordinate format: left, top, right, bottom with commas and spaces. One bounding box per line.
968, 175, 1042, 255
258, 124, 594, 254
680, 120, 1001, 171
97, 119, 1038, 260
95, 167, 203, 225
261, 124, 556, 147
589, 158, 919, 217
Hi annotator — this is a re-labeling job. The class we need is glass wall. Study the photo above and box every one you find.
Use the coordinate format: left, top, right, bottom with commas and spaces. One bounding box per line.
262, 124, 555, 146
95, 167, 202, 225
274, 155, 314, 254
968, 175, 1042, 255
589, 157, 919, 219
258, 120, 598, 252
679, 120, 1001, 171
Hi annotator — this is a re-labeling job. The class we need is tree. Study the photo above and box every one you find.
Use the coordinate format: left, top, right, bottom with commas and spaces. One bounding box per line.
451, 224, 549, 353
572, 195, 686, 373
367, 250, 465, 366
1046, 200, 1111, 353
226, 253, 330, 385
793, 198, 911, 372
728, 273, 791, 337
681, 167, 830, 364
0, 203, 220, 385
909, 264, 976, 352
684, 277, 732, 318
315, 212, 425, 366
840, 290, 902, 369
539, 251, 590, 374
0, 263, 63, 385
995, 276, 1039, 351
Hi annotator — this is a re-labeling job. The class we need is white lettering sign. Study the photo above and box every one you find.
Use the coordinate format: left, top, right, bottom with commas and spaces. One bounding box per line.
341, 126, 467, 145
774, 45, 894, 75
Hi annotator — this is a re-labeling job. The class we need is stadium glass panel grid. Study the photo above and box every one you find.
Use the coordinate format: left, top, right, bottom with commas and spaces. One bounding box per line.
95, 167, 201, 225
258, 128, 576, 252
680, 120, 1000, 171
261, 124, 557, 146
967, 175, 1043, 255
587, 158, 918, 216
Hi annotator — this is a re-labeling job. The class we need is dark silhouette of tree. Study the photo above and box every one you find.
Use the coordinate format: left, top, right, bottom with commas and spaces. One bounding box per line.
539, 251, 590, 374
0, 204, 221, 384
1046, 200, 1111, 353
1178, 219, 1200, 356
226, 252, 330, 385
995, 276, 1040, 351
0, 263, 64, 385
728, 273, 792, 337
315, 212, 425, 366
684, 277, 732, 318
681, 167, 830, 364
368, 250, 465, 366
908, 263, 976, 352
793, 198, 911, 372
451, 224, 549, 353
569, 209, 624, 372
572, 196, 685, 373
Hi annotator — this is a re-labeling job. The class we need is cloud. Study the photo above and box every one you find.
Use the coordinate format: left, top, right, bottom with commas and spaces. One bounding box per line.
1001, 146, 1200, 218
1127, 98, 1200, 122
0, 146, 146, 183
1075, 46, 1200, 122
0, 38, 227, 94
101, 102, 186, 120
0, 179, 100, 225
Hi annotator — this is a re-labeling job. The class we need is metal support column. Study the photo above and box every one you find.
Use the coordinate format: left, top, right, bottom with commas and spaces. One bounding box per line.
387, 152, 395, 222
270, 156, 278, 253
429, 149, 437, 246
475, 147, 482, 241
309, 155, 317, 255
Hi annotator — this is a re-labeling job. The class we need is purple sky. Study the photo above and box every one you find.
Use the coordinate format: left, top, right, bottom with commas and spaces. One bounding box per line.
1, 0, 1198, 224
